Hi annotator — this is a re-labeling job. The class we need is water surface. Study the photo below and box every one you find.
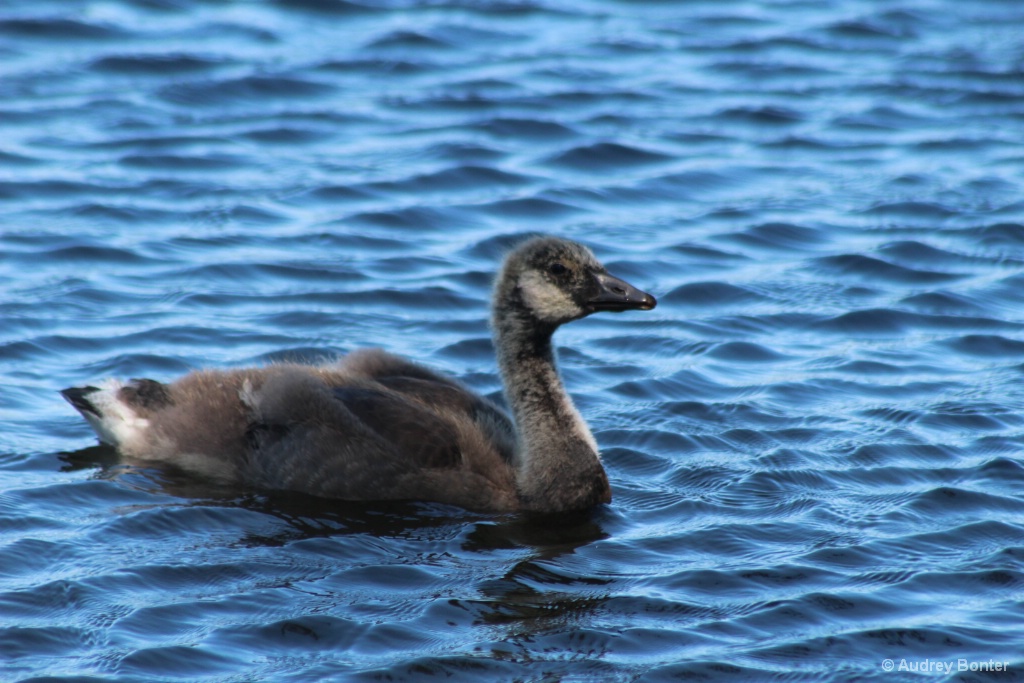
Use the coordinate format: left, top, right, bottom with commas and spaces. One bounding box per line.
2, 1, 1024, 681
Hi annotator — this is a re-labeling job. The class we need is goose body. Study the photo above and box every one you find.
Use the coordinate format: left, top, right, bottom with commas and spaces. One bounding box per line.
62, 237, 656, 513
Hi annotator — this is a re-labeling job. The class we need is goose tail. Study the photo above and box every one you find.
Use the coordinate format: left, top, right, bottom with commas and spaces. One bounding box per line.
60, 379, 157, 448
61, 386, 102, 417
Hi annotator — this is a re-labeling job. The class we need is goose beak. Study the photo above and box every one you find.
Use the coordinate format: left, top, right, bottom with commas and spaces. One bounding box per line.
587, 272, 657, 312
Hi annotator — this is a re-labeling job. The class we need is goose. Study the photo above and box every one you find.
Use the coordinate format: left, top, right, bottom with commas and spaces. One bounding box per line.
61, 236, 657, 513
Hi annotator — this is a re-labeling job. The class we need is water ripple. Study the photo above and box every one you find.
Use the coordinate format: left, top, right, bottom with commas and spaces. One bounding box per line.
2, 0, 1024, 680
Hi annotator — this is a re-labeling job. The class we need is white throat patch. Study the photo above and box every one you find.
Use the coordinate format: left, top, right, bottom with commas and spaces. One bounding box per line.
518, 271, 579, 322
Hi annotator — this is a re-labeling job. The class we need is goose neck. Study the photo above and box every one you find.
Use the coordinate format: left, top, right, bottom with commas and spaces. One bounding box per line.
493, 308, 609, 512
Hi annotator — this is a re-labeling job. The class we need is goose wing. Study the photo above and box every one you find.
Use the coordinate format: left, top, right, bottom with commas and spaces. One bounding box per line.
336, 348, 517, 464
329, 384, 463, 469
241, 360, 517, 500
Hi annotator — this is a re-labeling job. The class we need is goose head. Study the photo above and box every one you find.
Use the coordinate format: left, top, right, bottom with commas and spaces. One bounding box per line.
496, 237, 657, 328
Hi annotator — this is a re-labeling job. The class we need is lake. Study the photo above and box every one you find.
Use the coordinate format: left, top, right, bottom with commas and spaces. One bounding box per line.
1, 0, 1023, 681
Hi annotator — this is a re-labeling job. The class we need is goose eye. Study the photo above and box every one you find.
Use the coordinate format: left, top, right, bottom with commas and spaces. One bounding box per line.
549, 262, 568, 276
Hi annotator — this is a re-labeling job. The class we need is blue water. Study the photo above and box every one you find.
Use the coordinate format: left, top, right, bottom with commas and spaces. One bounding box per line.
2, 0, 1024, 680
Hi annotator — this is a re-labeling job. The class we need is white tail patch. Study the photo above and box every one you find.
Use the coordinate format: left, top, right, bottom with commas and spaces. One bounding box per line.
80, 379, 151, 449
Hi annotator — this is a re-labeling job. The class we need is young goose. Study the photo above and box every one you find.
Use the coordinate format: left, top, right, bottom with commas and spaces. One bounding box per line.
61, 237, 656, 513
